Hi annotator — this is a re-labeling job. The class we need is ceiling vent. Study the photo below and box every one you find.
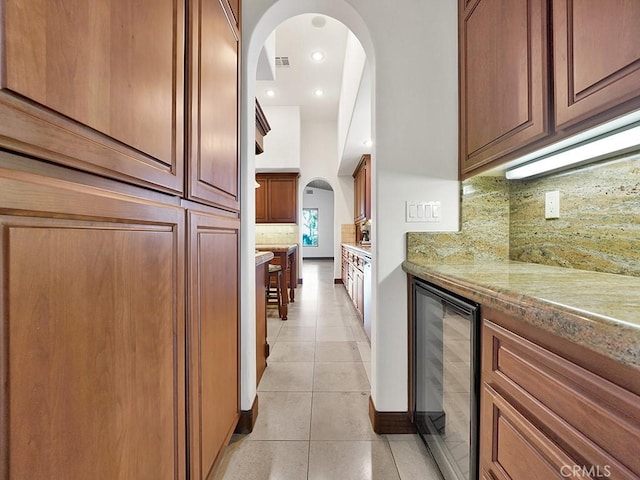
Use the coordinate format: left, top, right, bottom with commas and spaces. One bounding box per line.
275, 56, 290, 68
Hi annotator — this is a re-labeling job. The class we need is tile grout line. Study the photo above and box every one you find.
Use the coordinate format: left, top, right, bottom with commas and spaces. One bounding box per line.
307, 279, 319, 479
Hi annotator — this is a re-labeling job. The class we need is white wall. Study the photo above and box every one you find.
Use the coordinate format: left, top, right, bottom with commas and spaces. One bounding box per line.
337, 31, 367, 162
241, 0, 460, 414
299, 119, 352, 278
302, 187, 334, 258
256, 106, 301, 170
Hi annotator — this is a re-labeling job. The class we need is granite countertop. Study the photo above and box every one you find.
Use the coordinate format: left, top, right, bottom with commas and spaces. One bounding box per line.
255, 251, 274, 266
255, 244, 298, 253
342, 243, 372, 257
402, 259, 640, 368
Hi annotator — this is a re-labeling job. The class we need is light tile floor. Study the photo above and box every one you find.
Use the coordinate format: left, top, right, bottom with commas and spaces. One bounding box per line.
214, 259, 441, 480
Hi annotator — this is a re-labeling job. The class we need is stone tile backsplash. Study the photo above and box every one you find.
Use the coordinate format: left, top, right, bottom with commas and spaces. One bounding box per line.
407, 177, 510, 263
509, 154, 640, 276
255, 224, 299, 245
408, 153, 640, 277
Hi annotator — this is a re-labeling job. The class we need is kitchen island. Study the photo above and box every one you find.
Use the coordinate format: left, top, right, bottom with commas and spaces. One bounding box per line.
255, 251, 274, 386
403, 259, 640, 479
255, 244, 298, 317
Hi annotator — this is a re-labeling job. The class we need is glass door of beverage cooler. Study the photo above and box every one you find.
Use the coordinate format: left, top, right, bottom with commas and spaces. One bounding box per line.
413, 279, 480, 480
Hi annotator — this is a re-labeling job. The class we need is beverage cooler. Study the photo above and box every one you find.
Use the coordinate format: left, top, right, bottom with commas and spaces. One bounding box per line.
412, 278, 481, 480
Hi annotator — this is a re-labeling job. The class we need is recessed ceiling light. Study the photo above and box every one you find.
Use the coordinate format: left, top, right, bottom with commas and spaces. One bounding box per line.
311, 16, 327, 28
363, 139, 373, 147
265, 89, 276, 97
314, 89, 324, 97
311, 50, 325, 62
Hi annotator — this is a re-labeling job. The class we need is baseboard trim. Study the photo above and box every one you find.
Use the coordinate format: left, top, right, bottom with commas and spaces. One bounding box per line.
334, 278, 343, 285
369, 396, 416, 434
234, 395, 259, 434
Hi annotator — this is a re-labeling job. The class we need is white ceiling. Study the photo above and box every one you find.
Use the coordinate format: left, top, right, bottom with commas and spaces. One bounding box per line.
255, 14, 373, 176
255, 14, 349, 122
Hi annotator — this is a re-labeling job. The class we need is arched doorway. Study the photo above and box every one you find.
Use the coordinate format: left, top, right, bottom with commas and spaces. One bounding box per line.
240, 1, 377, 414
301, 179, 334, 260
239, 2, 461, 475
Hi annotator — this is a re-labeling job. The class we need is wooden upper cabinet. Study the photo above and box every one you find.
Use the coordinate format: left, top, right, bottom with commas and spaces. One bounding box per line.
459, 0, 550, 176
255, 99, 271, 155
255, 176, 268, 222
460, 0, 640, 177
353, 154, 371, 222
0, 161, 186, 479
188, 0, 240, 211
256, 173, 299, 224
269, 176, 298, 223
0, 0, 185, 193
186, 208, 239, 479
226, 0, 240, 26
553, 0, 640, 130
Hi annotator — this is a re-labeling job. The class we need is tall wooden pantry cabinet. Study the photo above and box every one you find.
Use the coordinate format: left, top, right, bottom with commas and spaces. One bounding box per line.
0, 1, 241, 479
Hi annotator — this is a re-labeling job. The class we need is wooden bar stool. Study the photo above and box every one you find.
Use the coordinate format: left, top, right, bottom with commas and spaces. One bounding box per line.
267, 264, 288, 320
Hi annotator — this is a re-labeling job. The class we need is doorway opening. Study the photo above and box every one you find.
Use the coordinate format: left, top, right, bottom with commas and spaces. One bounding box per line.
302, 179, 334, 260
253, 12, 372, 283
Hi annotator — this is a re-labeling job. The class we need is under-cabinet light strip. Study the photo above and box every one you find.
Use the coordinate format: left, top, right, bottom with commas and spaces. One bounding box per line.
505, 122, 640, 180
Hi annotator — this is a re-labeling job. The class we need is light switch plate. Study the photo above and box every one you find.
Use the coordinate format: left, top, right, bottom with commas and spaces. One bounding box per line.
406, 201, 441, 222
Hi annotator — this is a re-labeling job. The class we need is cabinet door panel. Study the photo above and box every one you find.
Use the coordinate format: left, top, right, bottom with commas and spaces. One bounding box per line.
553, 0, 640, 129
0, 166, 186, 480
1, 0, 184, 193
255, 173, 298, 223
187, 210, 239, 479
255, 177, 268, 222
364, 157, 371, 220
188, 0, 240, 210
226, 0, 239, 25
268, 177, 297, 223
459, 0, 549, 175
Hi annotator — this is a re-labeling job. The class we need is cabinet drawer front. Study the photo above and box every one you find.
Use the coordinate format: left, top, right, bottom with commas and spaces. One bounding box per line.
483, 319, 640, 478
481, 385, 570, 479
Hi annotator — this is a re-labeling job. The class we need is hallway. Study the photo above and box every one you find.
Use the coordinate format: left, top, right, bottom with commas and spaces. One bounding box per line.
214, 259, 440, 479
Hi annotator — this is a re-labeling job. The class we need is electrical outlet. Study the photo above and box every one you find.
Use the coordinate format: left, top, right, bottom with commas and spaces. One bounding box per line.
545, 191, 560, 219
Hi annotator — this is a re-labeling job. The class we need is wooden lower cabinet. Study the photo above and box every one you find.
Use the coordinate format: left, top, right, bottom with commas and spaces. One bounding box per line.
480, 308, 640, 480
0, 161, 186, 479
341, 248, 349, 285
256, 261, 268, 385
186, 207, 240, 480
341, 246, 367, 319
